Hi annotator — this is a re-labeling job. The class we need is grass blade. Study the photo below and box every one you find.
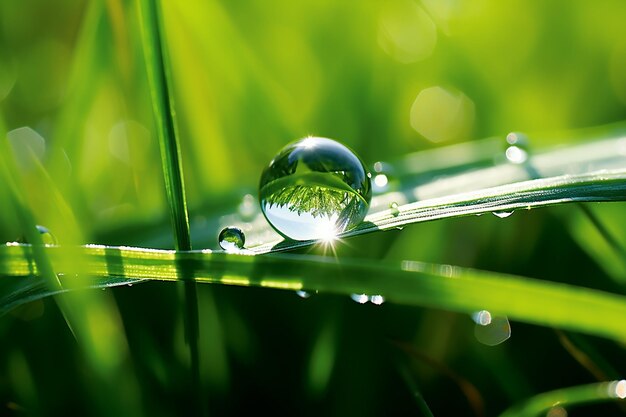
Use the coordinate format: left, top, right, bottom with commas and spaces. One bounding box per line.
498, 380, 626, 417
136, 0, 200, 408
3, 245, 626, 343
251, 168, 626, 254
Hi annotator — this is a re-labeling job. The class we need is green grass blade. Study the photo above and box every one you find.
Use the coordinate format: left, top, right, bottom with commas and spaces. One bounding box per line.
3, 245, 626, 343
136, 0, 200, 408
251, 168, 626, 254
136, 0, 191, 250
498, 380, 626, 417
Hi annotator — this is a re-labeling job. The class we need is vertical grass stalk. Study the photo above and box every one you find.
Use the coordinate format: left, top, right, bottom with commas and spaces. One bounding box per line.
135, 0, 200, 409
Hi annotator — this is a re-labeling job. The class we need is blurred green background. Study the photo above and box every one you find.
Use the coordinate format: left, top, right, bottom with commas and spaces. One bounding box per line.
1, 0, 626, 416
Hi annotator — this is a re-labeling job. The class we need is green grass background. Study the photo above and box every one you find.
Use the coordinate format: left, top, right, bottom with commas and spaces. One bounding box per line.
1, 0, 626, 416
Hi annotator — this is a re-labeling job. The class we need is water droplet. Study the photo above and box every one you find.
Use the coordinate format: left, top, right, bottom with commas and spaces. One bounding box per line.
504, 132, 529, 164
492, 211, 513, 219
16, 225, 57, 245
471, 310, 492, 326
350, 293, 369, 304
259, 137, 372, 241
371, 161, 395, 193
389, 202, 400, 216
369, 295, 385, 305
296, 290, 311, 299
474, 313, 511, 346
610, 379, 626, 399
218, 226, 246, 251
505, 146, 528, 164
505, 132, 529, 147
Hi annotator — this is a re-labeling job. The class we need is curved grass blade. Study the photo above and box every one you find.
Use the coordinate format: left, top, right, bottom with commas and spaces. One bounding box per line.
498, 380, 626, 417
3, 244, 626, 343
250, 168, 626, 254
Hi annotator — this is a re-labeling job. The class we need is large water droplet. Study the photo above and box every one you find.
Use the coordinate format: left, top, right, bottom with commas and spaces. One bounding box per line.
259, 137, 372, 241
218, 226, 245, 251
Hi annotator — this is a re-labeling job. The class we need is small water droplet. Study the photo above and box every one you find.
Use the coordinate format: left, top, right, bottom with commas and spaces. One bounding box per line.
259, 137, 372, 241
505, 132, 529, 147
504, 132, 529, 164
474, 313, 511, 346
505, 146, 528, 164
16, 225, 57, 245
350, 293, 369, 304
371, 161, 395, 193
369, 295, 385, 305
492, 211, 513, 218
389, 202, 399, 216
610, 379, 626, 399
472, 310, 492, 326
218, 226, 246, 251
296, 290, 311, 299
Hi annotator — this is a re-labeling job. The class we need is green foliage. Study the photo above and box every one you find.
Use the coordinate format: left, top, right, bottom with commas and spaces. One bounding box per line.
1, 1, 626, 416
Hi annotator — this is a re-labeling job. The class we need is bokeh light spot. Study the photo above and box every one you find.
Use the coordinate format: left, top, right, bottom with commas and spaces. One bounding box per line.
410, 86, 475, 143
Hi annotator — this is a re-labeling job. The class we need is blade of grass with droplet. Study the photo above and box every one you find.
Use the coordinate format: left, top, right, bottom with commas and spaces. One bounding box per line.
498, 380, 625, 417
251, 168, 626, 254
2, 245, 626, 343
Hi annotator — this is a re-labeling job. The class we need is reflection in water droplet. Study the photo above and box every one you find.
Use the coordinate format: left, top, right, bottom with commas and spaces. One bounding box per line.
350, 293, 369, 304
389, 202, 400, 216
369, 295, 385, 305
218, 226, 246, 252
259, 137, 371, 241
296, 290, 311, 299
492, 211, 513, 219
474, 314, 511, 346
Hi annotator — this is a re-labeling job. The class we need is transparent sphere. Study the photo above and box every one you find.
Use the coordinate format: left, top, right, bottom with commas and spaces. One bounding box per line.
218, 226, 245, 251
259, 137, 372, 241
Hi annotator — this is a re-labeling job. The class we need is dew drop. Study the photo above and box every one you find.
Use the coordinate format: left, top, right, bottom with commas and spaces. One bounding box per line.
504, 132, 529, 164
296, 290, 311, 299
16, 225, 57, 245
389, 202, 400, 216
369, 295, 385, 305
371, 161, 394, 193
350, 293, 369, 304
473, 313, 511, 346
505, 131, 529, 147
259, 137, 372, 241
218, 226, 245, 252
492, 211, 513, 218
